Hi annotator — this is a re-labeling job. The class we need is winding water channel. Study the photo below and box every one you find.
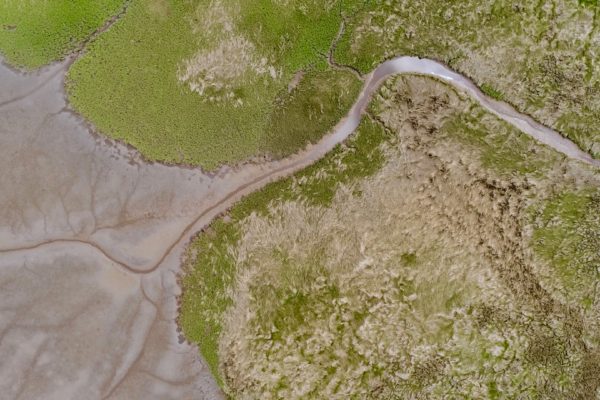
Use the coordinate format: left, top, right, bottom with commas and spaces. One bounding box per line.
0, 55, 597, 399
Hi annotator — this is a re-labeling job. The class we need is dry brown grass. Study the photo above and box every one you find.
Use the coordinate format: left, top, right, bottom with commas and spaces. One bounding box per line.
178, 1, 279, 105
220, 138, 538, 397
190, 75, 600, 398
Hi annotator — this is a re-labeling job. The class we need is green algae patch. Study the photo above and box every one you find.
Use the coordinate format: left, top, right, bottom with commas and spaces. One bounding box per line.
0, 0, 125, 69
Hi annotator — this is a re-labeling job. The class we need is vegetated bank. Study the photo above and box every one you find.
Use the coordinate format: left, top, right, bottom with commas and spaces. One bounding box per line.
334, 0, 600, 158
0, 0, 125, 69
179, 75, 600, 398
67, 0, 365, 169
3, 0, 598, 169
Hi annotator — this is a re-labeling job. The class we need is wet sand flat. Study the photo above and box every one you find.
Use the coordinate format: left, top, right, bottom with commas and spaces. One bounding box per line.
0, 59, 226, 399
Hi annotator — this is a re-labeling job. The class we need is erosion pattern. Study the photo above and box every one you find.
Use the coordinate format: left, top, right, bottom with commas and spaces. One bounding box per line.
0, 60, 224, 399
0, 54, 370, 399
0, 55, 349, 398
1, 51, 598, 400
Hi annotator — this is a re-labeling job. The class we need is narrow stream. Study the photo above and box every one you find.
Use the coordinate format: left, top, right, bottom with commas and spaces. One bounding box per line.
0, 54, 597, 399
339, 57, 599, 167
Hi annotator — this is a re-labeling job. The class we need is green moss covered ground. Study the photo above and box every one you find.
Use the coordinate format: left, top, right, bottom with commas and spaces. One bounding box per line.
0, 0, 124, 68
67, 0, 363, 169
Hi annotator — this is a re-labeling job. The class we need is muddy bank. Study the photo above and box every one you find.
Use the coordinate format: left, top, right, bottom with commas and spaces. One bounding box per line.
0, 58, 229, 398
